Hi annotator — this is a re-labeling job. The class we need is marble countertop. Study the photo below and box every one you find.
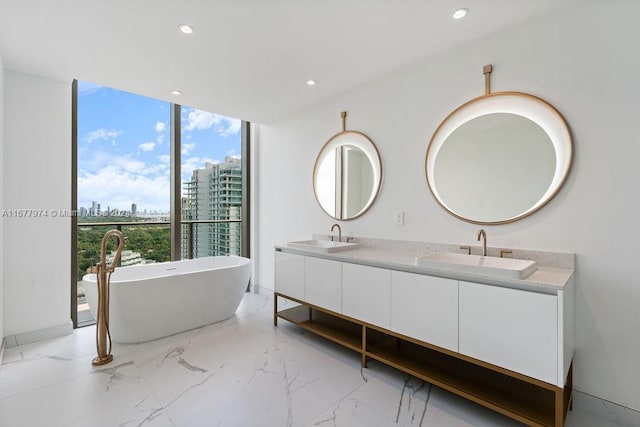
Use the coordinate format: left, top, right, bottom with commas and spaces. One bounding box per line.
275, 244, 574, 295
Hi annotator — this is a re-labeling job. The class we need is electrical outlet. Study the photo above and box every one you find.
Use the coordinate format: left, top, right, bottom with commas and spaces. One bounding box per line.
395, 211, 404, 225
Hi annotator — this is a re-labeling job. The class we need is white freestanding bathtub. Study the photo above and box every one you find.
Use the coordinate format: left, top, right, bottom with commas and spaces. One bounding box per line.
83, 256, 251, 343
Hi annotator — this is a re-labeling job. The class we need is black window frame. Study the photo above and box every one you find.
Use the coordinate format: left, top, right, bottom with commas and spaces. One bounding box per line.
71, 80, 251, 328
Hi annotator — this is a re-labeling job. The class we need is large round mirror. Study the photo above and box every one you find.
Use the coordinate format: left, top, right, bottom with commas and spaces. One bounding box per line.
426, 92, 572, 224
314, 131, 382, 220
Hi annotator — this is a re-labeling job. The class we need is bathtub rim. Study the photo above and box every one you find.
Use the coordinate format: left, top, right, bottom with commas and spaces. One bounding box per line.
81, 255, 251, 285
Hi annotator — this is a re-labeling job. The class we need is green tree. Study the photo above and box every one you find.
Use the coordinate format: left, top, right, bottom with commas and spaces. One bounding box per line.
76, 218, 171, 281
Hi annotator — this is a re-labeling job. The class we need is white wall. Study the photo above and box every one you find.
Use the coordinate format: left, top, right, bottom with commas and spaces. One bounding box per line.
256, 0, 640, 411
3, 70, 71, 336
0, 51, 5, 346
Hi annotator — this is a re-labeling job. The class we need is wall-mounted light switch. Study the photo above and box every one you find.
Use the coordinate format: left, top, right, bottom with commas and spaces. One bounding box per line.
395, 211, 404, 225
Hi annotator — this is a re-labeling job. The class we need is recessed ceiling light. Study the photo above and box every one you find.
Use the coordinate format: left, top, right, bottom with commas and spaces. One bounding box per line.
306, 80, 317, 86
452, 8, 468, 20
171, 90, 181, 96
179, 24, 194, 34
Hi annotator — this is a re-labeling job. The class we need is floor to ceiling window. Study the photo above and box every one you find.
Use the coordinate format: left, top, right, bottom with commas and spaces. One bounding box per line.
180, 107, 244, 259
72, 80, 249, 327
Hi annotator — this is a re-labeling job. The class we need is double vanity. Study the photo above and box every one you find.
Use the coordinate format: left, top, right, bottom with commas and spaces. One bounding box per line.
285, 65, 576, 426
274, 236, 574, 427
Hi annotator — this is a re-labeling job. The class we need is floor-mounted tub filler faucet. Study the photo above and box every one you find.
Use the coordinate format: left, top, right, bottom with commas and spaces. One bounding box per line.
92, 229, 126, 367
477, 229, 487, 257
331, 223, 342, 242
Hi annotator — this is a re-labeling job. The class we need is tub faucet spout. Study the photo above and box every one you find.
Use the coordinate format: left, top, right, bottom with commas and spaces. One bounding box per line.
331, 224, 342, 242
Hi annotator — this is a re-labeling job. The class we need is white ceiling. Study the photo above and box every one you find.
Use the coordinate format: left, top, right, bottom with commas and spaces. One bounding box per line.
0, 0, 569, 124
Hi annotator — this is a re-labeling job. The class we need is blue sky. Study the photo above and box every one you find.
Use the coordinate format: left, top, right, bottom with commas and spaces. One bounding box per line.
77, 81, 241, 213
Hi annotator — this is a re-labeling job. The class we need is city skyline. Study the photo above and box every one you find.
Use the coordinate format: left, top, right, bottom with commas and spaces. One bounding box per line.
77, 81, 242, 212
78, 200, 165, 217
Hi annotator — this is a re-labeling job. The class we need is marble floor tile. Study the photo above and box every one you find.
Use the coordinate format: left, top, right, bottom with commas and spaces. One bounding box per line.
0, 292, 620, 427
305, 397, 398, 427
0, 350, 131, 400
68, 393, 174, 427
154, 337, 366, 427
2, 325, 128, 363
564, 409, 624, 427
0, 358, 149, 427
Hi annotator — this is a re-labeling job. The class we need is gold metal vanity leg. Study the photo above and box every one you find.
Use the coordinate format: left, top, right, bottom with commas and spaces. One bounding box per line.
361, 325, 367, 368
567, 362, 574, 412
555, 387, 564, 427
273, 293, 278, 326
556, 360, 574, 426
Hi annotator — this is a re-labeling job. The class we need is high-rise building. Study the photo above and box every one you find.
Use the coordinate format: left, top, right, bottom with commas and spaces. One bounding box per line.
131, 203, 137, 217
90, 201, 98, 216
182, 156, 242, 258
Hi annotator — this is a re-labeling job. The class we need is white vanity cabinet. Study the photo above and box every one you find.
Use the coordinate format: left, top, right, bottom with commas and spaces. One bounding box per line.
274, 251, 305, 300
342, 263, 391, 329
275, 252, 342, 312
391, 271, 459, 352
459, 281, 560, 386
274, 248, 574, 427
305, 256, 342, 313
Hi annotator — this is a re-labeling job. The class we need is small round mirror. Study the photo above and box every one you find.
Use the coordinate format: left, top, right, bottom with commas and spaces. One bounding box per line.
314, 131, 382, 220
426, 92, 572, 224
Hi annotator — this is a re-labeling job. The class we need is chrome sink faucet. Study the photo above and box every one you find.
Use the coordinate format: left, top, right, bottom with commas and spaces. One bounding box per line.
477, 229, 487, 256
330, 223, 342, 242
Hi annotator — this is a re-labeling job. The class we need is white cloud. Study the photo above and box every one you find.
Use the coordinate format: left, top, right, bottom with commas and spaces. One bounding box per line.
78, 149, 110, 171
141, 163, 168, 175
223, 118, 241, 135
182, 142, 196, 155
184, 109, 241, 137
78, 165, 170, 212
78, 129, 171, 212
154, 121, 166, 145
184, 109, 213, 131
112, 156, 146, 173
85, 128, 122, 144
80, 150, 146, 175
139, 142, 156, 152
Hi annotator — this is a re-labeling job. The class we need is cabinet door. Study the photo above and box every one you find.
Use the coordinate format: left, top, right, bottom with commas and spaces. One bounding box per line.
342, 263, 391, 329
274, 252, 305, 300
391, 271, 458, 352
459, 281, 558, 385
305, 257, 342, 313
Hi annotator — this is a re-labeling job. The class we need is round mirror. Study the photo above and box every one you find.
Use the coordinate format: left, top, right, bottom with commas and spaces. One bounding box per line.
313, 131, 382, 220
426, 92, 572, 224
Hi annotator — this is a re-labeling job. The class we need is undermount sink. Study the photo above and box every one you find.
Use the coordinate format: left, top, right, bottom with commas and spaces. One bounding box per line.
287, 240, 358, 253
415, 252, 537, 279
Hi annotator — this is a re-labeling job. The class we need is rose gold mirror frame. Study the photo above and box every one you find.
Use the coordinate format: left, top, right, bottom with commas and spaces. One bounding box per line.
425, 64, 573, 225
313, 111, 383, 221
